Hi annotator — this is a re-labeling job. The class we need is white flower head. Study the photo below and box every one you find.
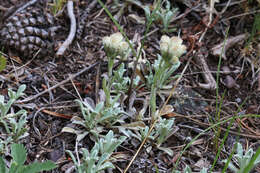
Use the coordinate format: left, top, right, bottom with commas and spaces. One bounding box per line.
110, 32, 124, 47
170, 36, 186, 57
159, 35, 186, 64
102, 32, 130, 58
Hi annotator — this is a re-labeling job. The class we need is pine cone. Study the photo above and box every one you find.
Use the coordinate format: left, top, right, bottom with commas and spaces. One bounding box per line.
0, 2, 58, 58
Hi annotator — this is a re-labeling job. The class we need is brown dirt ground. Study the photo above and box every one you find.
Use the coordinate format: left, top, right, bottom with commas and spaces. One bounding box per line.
0, 0, 260, 172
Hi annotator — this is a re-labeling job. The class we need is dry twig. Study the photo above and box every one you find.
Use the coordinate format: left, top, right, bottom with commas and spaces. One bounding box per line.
10, 0, 38, 18
56, 1, 76, 56
195, 49, 217, 90
15, 62, 99, 104
0, 5, 9, 11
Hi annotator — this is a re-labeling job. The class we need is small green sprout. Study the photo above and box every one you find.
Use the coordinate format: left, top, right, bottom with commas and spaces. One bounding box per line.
155, 117, 175, 146
129, 118, 175, 156
0, 50, 6, 72
112, 63, 140, 94
144, 0, 178, 33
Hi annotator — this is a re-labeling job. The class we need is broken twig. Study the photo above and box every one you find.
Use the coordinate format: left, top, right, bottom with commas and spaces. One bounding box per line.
0, 5, 9, 11
56, 1, 76, 56
211, 33, 248, 60
195, 49, 217, 90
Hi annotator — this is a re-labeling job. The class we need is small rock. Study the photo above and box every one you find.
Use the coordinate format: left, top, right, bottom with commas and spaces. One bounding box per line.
223, 75, 239, 89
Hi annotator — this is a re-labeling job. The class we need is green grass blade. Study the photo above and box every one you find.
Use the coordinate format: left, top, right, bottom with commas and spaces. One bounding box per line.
215, 26, 229, 120
0, 55, 6, 72
210, 114, 235, 172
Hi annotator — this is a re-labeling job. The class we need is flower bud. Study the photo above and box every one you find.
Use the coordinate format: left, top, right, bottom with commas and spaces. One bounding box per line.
102, 36, 111, 47
171, 56, 179, 64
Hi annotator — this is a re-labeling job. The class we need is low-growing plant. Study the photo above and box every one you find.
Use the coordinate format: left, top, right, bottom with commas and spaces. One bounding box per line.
62, 95, 126, 141
140, 125, 156, 142
152, 117, 175, 156
222, 142, 260, 173
72, 97, 125, 132
63, 32, 131, 140
0, 143, 56, 173
119, 117, 175, 156
0, 85, 28, 153
143, 0, 178, 33
155, 117, 174, 146
67, 130, 126, 173
102, 32, 133, 109
103, 33, 184, 158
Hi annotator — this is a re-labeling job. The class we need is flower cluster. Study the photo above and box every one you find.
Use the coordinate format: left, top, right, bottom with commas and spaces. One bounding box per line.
159, 35, 186, 64
102, 32, 129, 58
